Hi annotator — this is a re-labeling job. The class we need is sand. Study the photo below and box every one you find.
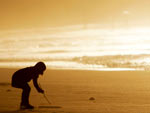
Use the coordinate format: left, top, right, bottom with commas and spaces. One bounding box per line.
0, 68, 150, 113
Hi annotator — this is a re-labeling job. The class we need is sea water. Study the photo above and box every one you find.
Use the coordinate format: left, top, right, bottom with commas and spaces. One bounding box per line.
0, 26, 150, 71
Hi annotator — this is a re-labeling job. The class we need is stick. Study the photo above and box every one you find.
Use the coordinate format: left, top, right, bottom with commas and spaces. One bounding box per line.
39, 83, 52, 105
43, 93, 51, 105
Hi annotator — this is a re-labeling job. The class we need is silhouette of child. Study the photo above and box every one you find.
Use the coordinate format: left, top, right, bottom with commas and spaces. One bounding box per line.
11, 62, 46, 109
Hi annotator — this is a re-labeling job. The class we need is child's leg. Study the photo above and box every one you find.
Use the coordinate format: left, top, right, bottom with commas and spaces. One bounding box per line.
12, 82, 33, 109
21, 83, 31, 106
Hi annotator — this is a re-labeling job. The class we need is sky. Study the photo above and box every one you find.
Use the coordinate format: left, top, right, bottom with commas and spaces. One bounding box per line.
1, 0, 150, 30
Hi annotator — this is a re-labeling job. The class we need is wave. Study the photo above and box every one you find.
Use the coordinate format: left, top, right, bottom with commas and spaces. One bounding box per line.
0, 54, 150, 70
71, 54, 150, 69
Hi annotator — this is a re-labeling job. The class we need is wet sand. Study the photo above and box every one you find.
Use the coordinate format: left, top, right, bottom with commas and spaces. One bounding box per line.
0, 68, 150, 113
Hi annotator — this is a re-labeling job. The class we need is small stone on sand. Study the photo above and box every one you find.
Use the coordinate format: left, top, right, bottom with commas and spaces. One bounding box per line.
89, 97, 95, 100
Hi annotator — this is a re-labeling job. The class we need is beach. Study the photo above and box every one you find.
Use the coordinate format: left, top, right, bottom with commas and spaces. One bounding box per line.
0, 68, 150, 113
1, 0, 150, 113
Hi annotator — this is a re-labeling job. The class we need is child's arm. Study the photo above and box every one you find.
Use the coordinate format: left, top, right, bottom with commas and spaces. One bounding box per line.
33, 78, 44, 93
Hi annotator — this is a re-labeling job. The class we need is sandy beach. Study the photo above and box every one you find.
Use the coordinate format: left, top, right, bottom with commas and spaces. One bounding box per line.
0, 68, 150, 113
1, 0, 150, 113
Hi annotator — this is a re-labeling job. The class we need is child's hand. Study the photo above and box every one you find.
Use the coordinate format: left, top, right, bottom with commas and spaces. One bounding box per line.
38, 89, 44, 94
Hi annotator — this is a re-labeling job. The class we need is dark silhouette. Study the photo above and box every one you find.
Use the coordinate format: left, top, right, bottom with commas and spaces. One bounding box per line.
11, 62, 46, 109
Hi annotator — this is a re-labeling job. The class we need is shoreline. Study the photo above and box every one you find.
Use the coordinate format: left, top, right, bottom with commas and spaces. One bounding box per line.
0, 67, 148, 83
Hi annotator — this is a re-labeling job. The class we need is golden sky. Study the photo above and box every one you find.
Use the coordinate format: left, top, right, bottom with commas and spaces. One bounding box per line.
1, 0, 150, 30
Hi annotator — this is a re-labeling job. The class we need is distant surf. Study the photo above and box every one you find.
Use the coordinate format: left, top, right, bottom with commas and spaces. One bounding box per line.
1, 27, 150, 71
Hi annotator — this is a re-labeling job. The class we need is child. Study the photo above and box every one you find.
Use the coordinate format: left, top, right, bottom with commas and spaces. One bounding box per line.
11, 62, 46, 109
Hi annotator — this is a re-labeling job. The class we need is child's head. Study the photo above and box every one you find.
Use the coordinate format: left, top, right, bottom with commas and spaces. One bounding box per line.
34, 62, 46, 75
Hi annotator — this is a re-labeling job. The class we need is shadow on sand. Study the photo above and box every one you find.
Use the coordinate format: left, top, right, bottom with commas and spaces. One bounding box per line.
0, 110, 36, 113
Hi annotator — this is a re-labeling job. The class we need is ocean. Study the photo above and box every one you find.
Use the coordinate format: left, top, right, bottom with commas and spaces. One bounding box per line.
1, 26, 150, 71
